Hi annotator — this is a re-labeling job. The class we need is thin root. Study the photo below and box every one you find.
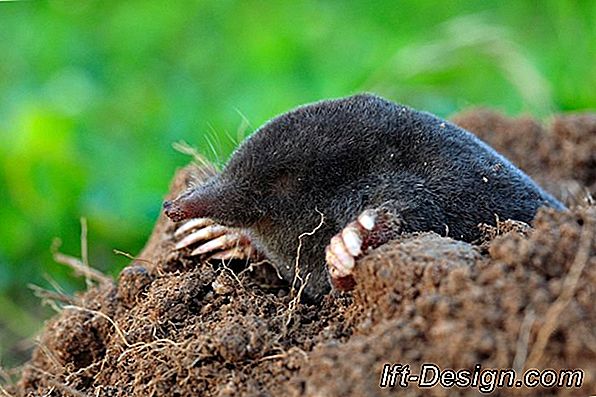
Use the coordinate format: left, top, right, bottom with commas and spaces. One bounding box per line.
291, 209, 325, 296
63, 305, 130, 347
525, 216, 594, 369
52, 252, 112, 286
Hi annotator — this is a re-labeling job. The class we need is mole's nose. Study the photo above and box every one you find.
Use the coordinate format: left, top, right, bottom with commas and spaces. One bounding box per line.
163, 199, 186, 221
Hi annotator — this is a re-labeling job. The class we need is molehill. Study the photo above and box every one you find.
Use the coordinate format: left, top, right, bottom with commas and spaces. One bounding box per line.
9, 110, 596, 397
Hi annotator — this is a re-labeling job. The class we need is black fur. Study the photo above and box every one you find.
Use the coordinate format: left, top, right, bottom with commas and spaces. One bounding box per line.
165, 94, 565, 301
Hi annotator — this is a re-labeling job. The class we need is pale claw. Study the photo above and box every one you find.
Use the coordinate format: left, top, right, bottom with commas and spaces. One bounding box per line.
328, 235, 355, 274
326, 209, 379, 291
341, 226, 362, 257
211, 247, 251, 260
175, 218, 214, 238
191, 233, 243, 256
326, 231, 360, 279
325, 247, 343, 277
357, 209, 377, 231
173, 218, 254, 261
175, 225, 227, 250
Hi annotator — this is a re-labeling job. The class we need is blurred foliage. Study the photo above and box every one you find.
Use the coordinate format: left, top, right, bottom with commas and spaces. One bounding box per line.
0, 0, 594, 369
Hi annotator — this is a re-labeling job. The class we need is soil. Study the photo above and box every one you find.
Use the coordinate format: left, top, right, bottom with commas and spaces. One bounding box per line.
9, 110, 596, 396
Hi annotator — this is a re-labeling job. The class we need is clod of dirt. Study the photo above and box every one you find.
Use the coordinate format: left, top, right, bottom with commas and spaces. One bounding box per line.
295, 207, 595, 397
10, 110, 596, 397
452, 110, 596, 203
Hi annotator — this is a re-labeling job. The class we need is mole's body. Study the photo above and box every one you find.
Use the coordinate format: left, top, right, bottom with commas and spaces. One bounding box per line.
164, 94, 565, 301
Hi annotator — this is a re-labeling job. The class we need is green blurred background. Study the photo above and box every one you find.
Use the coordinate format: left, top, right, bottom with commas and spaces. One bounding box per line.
0, 0, 594, 371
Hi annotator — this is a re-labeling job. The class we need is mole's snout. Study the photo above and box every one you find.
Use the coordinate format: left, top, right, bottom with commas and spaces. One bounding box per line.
163, 199, 188, 222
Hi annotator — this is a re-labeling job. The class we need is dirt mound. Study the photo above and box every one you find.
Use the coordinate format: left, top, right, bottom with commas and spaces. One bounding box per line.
10, 111, 596, 396
452, 110, 596, 204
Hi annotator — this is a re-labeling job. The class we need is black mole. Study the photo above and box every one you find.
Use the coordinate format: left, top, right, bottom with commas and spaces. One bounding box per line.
164, 94, 565, 301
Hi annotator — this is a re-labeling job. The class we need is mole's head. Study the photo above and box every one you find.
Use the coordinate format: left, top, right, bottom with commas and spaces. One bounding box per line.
163, 172, 264, 227
164, 94, 400, 227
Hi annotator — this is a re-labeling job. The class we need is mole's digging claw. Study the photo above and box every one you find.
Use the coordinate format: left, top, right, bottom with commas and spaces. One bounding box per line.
209, 244, 253, 260
174, 218, 255, 261
191, 232, 242, 256
175, 224, 227, 250
326, 208, 394, 291
174, 218, 214, 238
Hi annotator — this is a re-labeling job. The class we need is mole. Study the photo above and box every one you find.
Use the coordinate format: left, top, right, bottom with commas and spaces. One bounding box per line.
163, 93, 565, 301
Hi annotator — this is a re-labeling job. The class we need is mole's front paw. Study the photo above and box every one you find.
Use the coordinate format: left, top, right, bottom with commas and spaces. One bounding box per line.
174, 218, 254, 260
325, 210, 376, 291
326, 209, 400, 291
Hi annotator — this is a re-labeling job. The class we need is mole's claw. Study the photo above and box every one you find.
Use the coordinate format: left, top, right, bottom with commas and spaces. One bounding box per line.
325, 247, 350, 278
210, 247, 250, 261
341, 226, 362, 257
173, 217, 256, 261
327, 208, 389, 291
175, 224, 227, 250
357, 209, 377, 230
175, 218, 215, 238
328, 235, 355, 273
326, 222, 362, 290
190, 233, 239, 256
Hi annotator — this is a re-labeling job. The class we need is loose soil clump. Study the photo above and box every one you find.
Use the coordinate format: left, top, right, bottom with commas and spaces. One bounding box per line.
11, 111, 596, 396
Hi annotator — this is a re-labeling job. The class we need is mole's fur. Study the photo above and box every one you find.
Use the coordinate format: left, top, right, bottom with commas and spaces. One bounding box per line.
164, 94, 565, 301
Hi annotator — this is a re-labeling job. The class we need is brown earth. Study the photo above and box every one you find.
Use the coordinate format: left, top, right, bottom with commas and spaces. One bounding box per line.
8, 111, 596, 396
